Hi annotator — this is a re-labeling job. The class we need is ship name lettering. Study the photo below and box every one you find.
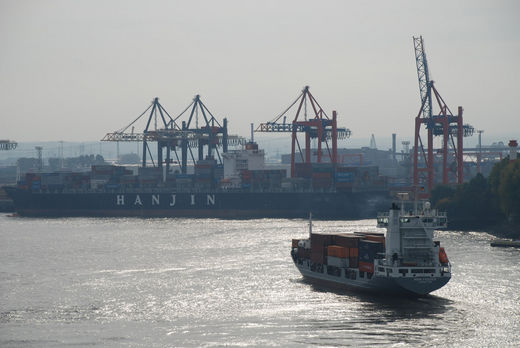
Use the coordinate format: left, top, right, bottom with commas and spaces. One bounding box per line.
169, 194, 176, 207
190, 194, 196, 206
207, 194, 215, 206
152, 194, 160, 205
134, 195, 143, 206
116, 195, 125, 205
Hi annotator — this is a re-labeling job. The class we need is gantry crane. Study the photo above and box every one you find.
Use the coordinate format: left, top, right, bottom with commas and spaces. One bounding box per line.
171, 95, 245, 173
412, 36, 474, 195
102, 96, 244, 174
256, 86, 351, 177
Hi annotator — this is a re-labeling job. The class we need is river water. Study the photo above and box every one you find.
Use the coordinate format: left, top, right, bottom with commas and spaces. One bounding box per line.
1, 214, 519, 347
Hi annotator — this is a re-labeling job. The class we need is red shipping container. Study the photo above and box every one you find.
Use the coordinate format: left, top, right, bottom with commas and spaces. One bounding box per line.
310, 250, 326, 264
359, 261, 374, 273
311, 233, 334, 247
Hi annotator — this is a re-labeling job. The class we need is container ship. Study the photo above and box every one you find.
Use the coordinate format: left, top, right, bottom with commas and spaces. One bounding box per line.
4, 89, 395, 219
4, 142, 391, 219
291, 199, 451, 296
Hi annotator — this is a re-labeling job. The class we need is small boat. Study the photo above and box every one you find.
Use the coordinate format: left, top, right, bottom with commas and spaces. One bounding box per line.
490, 239, 520, 248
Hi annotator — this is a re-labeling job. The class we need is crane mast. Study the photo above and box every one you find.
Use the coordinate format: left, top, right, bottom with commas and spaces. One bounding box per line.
413, 36, 433, 121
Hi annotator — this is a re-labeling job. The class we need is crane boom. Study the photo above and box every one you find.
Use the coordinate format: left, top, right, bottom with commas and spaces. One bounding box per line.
413, 36, 433, 120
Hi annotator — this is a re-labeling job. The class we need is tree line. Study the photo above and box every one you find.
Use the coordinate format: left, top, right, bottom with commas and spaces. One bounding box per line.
431, 158, 520, 234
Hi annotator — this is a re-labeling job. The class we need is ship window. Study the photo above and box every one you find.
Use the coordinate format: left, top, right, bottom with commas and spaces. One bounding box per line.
399, 269, 409, 274
411, 269, 424, 273
400, 218, 410, 223
424, 269, 435, 273
422, 218, 433, 223
359, 271, 365, 278
378, 267, 385, 272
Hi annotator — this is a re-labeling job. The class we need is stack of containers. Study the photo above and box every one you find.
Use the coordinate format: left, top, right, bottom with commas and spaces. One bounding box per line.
301, 232, 386, 273
294, 163, 312, 178
312, 163, 333, 190
195, 159, 216, 189
138, 167, 162, 188
250, 169, 286, 190
327, 245, 350, 268
41, 172, 65, 191
333, 233, 360, 268
120, 174, 138, 189
335, 166, 356, 191
25, 173, 41, 191
240, 170, 252, 189
310, 233, 334, 264
68, 173, 90, 190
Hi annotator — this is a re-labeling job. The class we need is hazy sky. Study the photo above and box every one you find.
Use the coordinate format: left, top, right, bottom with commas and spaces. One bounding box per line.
1, 0, 519, 146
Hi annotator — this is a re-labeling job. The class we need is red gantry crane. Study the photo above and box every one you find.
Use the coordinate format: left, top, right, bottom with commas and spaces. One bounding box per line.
412, 36, 473, 196
256, 86, 351, 177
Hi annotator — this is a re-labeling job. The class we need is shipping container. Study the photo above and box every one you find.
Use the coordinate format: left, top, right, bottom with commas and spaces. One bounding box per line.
359, 261, 374, 273
335, 171, 355, 183
327, 256, 349, 268
311, 234, 334, 249
310, 249, 326, 264
294, 163, 313, 178
327, 245, 348, 258
333, 234, 360, 248
349, 247, 359, 258
311, 163, 334, 173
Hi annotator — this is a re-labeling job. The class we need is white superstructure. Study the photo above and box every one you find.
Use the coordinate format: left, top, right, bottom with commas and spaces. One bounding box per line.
223, 142, 265, 178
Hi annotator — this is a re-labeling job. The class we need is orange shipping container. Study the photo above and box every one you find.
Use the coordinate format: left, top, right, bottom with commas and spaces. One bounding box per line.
327, 245, 348, 258
349, 248, 359, 257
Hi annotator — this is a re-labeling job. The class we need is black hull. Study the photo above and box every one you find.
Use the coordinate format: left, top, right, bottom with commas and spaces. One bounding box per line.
4, 187, 390, 219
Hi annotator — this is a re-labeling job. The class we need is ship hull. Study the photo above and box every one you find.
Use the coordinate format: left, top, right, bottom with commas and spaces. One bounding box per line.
4, 187, 390, 219
294, 260, 450, 297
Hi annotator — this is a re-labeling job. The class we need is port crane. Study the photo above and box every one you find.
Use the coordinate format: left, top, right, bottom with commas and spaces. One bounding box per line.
102, 96, 244, 174
412, 36, 474, 195
256, 86, 351, 177
170, 94, 245, 173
